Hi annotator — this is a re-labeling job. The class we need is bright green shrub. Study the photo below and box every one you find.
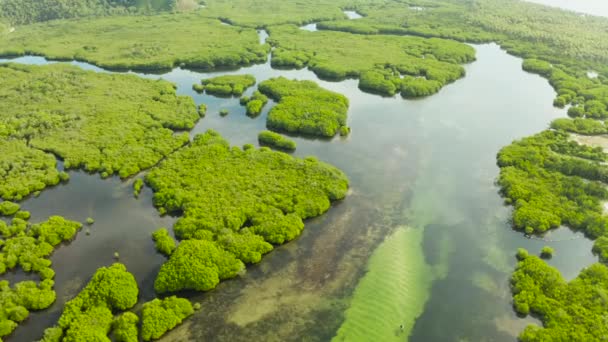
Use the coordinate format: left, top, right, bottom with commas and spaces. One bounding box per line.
258, 130, 296, 151
43, 263, 138, 342
141, 296, 194, 341
593, 236, 608, 263
0, 201, 20, 216
133, 178, 144, 198
151, 228, 176, 256
154, 240, 244, 293
241, 91, 269, 117
511, 256, 608, 341
200, 75, 256, 96
540, 246, 554, 258
14, 211, 31, 220
551, 118, 608, 135
259, 77, 349, 137
113, 312, 139, 342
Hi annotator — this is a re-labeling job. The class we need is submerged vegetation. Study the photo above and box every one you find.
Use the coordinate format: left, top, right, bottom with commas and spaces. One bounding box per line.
258, 77, 350, 137
258, 130, 296, 151
196, 74, 256, 97
512, 253, 608, 341
146, 130, 348, 292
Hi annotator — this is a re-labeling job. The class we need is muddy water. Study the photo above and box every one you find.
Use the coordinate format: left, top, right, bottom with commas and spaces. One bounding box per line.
0, 42, 598, 341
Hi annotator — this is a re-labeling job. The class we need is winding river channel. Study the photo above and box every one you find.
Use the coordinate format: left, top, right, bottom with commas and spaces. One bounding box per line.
0, 32, 599, 341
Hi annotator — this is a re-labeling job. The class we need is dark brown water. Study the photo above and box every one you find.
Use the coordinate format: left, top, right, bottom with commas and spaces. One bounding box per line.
1, 42, 598, 341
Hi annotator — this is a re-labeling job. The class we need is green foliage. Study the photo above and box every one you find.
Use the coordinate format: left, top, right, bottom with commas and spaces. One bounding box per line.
141, 296, 193, 341
86, 217, 95, 225
551, 118, 608, 135
42, 263, 138, 342
1, 215, 82, 279
147, 129, 348, 239
593, 236, 608, 264
14, 210, 31, 221
113, 312, 139, 342
147, 130, 347, 291
258, 130, 296, 151
0, 64, 198, 197
259, 77, 349, 137
497, 130, 608, 236
268, 25, 474, 96
511, 254, 608, 341
0, 279, 56, 340
540, 246, 554, 259
219, 109, 229, 117
0, 201, 19, 216
0, 14, 269, 71
29, 215, 83, 246
241, 91, 269, 117
154, 239, 244, 293
133, 178, 144, 198
151, 227, 176, 256
516, 248, 529, 261
199, 75, 256, 96
0, 140, 62, 201
0, 0, 173, 25
198, 0, 347, 27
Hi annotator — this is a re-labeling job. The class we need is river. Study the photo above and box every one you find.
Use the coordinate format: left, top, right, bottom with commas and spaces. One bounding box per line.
0, 41, 597, 341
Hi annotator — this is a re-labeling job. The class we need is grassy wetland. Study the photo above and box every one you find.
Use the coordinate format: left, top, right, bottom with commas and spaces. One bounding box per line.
1, 1, 608, 341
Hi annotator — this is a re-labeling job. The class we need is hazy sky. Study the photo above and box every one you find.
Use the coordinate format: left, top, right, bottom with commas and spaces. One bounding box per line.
525, 0, 608, 17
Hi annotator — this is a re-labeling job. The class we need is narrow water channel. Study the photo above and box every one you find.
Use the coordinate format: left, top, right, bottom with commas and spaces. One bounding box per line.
0, 42, 597, 341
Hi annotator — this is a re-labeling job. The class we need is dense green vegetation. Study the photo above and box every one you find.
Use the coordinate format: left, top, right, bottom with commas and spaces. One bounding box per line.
0, 140, 67, 201
0, 201, 19, 216
497, 130, 608, 236
133, 178, 144, 198
258, 77, 349, 137
154, 239, 244, 293
146, 130, 348, 292
198, 0, 349, 27
1, 215, 82, 279
551, 118, 608, 135
112, 312, 139, 342
540, 246, 554, 259
258, 130, 296, 151
151, 228, 176, 256
511, 253, 608, 341
196, 74, 256, 96
0, 279, 56, 340
140, 296, 193, 341
268, 25, 474, 97
0, 14, 269, 71
0, 0, 176, 25
0, 63, 198, 199
240, 91, 269, 117
41, 263, 138, 342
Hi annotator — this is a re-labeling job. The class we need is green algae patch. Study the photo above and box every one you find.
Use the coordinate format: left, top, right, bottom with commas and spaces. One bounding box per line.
0, 13, 269, 71
141, 296, 194, 341
258, 77, 349, 137
333, 227, 437, 342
